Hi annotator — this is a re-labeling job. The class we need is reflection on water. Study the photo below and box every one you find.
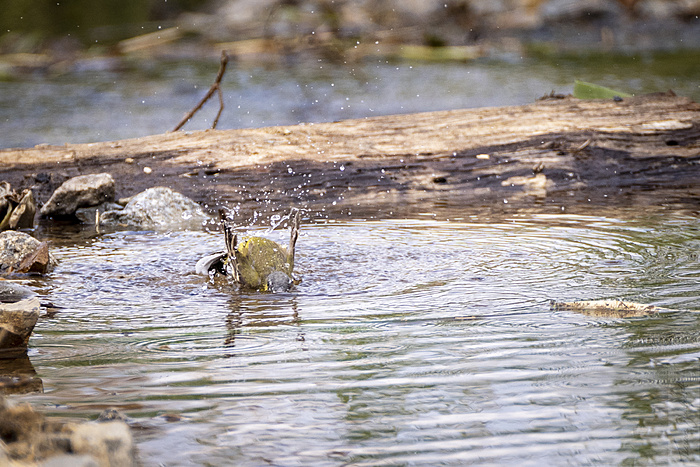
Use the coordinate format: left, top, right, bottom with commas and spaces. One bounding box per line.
14, 211, 700, 465
0, 355, 43, 395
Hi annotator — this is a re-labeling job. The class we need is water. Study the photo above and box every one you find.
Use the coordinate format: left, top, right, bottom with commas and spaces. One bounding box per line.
2, 50, 699, 462
2, 50, 699, 149
9, 209, 700, 465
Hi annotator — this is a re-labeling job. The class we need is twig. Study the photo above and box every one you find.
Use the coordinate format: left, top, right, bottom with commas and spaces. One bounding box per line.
212, 83, 225, 129
573, 138, 592, 153
172, 51, 229, 132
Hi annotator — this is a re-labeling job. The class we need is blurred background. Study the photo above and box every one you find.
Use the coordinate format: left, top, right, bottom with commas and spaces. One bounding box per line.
1, 0, 699, 148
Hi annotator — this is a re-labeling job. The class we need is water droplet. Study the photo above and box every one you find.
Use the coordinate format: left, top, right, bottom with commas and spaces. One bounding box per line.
339, 165, 345, 172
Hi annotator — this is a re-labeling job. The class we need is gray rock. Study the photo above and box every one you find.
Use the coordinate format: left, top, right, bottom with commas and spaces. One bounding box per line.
99, 187, 208, 229
40, 173, 115, 217
0, 281, 36, 303
0, 230, 56, 274
0, 297, 40, 351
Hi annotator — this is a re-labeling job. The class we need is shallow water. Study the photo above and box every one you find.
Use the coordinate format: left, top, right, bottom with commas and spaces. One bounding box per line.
2, 50, 699, 149
9, 209, 700, 465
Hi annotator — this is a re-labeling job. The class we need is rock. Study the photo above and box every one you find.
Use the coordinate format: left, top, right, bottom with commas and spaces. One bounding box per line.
9, 190, 37, 229
97, 408, 129, 423
551, 299, 663, 318
99, 187, 208, 229
541, 0, 619, 22
0, 182, 37, 231
40, 173, 115, 218
0, 297, 40, 352
68, 421, 136, 467
0, 281, 36, 303
0, 397, 137, 466
0, 231, 56, 275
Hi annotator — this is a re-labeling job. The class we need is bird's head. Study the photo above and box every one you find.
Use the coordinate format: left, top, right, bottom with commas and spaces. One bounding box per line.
264, 270, 293, 292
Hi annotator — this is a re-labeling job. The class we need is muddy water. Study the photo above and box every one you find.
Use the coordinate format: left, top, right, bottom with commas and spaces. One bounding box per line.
9, 209, 699, 465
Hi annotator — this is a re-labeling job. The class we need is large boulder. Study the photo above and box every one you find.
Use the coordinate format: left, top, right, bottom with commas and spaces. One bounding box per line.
99, 187, 208, 229
40, 173, 115, 217
0, 231, 56, 275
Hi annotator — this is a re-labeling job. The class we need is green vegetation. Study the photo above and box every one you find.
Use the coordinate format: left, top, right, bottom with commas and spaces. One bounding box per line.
573, 79, 633, 99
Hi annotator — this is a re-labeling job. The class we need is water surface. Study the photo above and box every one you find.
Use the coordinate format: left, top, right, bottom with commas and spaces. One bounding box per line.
2, 50, 699, 149
13, 209, 700, 465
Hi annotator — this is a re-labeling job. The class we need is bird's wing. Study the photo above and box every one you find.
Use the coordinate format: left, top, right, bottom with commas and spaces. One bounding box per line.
195, 252, 227, 275
223, 219, 241, 282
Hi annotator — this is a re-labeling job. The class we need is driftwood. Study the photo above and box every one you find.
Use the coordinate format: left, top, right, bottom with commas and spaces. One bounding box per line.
1, 92, 698, 220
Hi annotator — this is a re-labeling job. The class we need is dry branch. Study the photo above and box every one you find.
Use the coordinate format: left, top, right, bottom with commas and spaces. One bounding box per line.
172, 51, 229, 132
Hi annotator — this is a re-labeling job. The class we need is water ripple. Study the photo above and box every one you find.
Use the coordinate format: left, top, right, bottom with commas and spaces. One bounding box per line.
20, 212, 700, 466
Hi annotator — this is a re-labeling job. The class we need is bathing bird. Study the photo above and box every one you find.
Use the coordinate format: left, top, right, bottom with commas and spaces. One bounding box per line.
196, 208, 300, 292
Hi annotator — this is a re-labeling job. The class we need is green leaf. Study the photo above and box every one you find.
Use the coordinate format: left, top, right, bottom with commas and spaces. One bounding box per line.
573, 79, 633, 100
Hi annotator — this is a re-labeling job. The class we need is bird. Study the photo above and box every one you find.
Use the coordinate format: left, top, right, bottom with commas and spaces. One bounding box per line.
196, 208, 300, 292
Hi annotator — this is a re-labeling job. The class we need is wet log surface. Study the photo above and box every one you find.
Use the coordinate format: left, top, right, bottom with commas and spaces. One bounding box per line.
1, 92, 699, 221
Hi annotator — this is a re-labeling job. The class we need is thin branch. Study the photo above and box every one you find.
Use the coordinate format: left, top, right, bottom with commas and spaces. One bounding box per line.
212, 85, 224, 129
172, 51, 229, 132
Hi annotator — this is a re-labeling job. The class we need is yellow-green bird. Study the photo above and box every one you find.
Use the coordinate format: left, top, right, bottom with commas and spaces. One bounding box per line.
196, 208, 300, 292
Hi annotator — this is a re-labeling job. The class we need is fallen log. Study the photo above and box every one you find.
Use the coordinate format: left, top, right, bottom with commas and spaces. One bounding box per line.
1, 92, 698, 220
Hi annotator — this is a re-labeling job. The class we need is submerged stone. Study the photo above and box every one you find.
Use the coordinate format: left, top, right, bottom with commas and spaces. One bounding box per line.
99, 186, 208, 228
551, 299, 663, 318
40, 173, 115, 217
